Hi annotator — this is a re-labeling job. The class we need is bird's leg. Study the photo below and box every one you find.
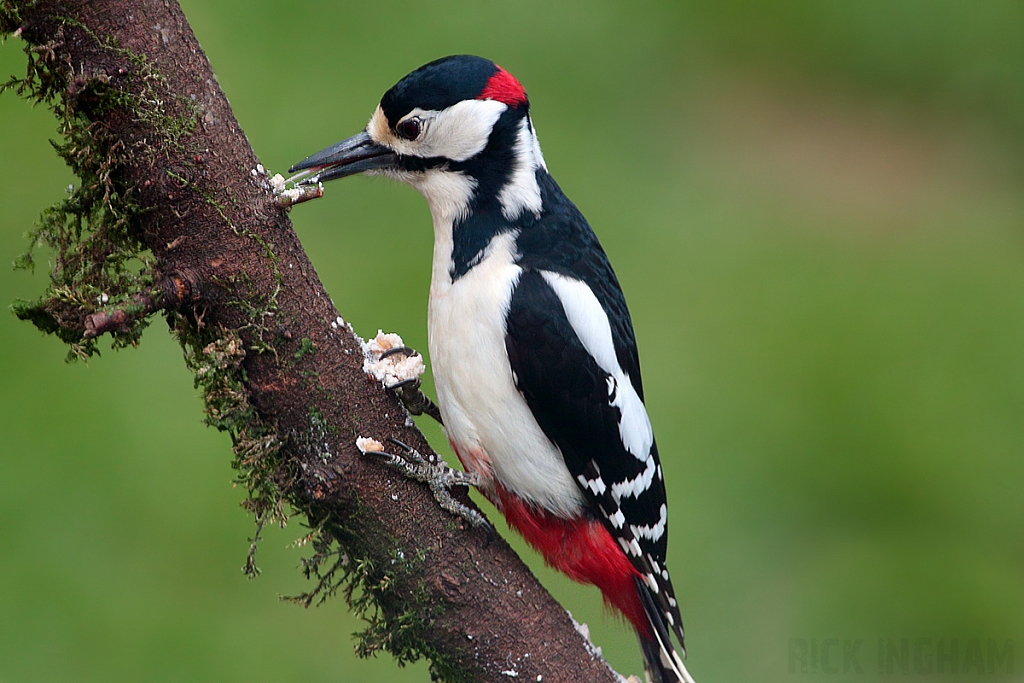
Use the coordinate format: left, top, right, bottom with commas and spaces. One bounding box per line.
379, 346, 444, 425
360, 436, 491, 531
388, 377, 444, 424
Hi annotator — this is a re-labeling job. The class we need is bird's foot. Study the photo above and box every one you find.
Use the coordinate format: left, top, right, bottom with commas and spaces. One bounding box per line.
358, 436, 491, 531
379, 346, 443, 425
388, 376, 444, 424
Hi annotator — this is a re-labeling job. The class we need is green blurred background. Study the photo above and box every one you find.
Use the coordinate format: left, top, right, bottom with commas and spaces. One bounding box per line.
2, 2, 1023, 681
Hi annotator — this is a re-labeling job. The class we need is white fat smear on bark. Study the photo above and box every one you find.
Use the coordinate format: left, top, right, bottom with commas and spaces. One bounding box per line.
361, 330, 426, 386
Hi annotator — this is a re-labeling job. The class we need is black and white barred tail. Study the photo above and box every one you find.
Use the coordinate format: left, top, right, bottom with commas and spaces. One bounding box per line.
636, 576, 696, 683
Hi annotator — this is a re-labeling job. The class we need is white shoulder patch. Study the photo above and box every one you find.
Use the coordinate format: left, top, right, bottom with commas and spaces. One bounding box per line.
539, 271, 653, 461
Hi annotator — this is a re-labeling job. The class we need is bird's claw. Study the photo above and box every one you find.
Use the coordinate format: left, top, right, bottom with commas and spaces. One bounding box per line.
379, 345, 415, 360
362, 437, 492, 532
380, 348, 444, 425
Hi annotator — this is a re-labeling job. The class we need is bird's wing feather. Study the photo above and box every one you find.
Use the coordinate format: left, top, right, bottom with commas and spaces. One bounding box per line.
505, 265, 685, 649
507, 169, 686, 648
514, 172, 644, 397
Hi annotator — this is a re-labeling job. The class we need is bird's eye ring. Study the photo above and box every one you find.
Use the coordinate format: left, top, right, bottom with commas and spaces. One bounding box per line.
396, 117, 422, 141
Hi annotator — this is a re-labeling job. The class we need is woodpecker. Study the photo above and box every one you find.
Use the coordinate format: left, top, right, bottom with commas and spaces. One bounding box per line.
290, 55, 695, 683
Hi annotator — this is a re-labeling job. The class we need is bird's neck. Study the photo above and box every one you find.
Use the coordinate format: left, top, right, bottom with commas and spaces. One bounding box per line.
416, 115, 549, 291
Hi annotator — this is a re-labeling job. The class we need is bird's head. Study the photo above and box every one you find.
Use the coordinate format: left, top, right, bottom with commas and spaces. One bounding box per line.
290, 55, 546, 222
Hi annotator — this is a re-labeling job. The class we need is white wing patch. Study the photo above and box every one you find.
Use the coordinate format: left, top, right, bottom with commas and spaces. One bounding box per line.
539, 271, 653, 462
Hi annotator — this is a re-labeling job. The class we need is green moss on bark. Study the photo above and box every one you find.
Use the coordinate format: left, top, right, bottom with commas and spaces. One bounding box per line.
2, 12, 295, 575
286, 522, 471, 683
2, 18, 198, 360
169, 311, 291, 576
3, 12, 475, 681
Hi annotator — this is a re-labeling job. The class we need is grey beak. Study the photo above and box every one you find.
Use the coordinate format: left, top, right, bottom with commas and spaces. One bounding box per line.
289, 131, 399, 185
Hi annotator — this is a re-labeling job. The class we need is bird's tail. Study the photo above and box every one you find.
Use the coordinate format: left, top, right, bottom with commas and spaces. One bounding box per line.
638, 634, 696, 683
635, 576, 696, 683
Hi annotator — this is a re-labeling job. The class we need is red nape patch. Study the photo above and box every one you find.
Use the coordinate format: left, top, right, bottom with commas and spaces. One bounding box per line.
478, 66, 528, 107
496, 486, 649, 636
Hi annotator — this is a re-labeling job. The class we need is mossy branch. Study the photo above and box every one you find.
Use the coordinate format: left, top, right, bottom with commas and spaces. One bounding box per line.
2, 2, 625, 682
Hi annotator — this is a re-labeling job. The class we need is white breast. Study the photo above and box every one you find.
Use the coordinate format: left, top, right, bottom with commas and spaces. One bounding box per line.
426, 230, 585, 519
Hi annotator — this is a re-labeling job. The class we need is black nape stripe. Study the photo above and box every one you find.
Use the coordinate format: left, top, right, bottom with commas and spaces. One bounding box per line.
448, 107, 531, 280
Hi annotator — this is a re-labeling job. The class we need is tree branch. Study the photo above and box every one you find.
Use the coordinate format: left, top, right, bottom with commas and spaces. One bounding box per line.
2, 1, 624, 681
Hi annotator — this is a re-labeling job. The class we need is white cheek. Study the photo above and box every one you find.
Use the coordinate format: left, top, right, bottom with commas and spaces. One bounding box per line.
385, 100, 507, 161
368, 100, 508, 162
421, 99, 507, 161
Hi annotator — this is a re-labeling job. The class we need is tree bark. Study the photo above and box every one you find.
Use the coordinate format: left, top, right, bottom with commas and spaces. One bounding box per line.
3, 1, 623, 681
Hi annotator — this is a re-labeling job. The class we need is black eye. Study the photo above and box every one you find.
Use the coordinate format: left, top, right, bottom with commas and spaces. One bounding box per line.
395, 117, 422, 141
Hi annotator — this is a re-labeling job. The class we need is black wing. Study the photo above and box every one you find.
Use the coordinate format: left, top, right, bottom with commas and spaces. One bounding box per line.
506, 172, 685, 649
515, 172, 644, 398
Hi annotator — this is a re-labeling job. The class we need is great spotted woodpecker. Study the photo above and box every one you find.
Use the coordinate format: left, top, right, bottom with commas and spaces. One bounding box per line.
290, 55, 694, 683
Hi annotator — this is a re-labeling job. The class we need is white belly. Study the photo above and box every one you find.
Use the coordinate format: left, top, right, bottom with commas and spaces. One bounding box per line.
427, 232, 585, 518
